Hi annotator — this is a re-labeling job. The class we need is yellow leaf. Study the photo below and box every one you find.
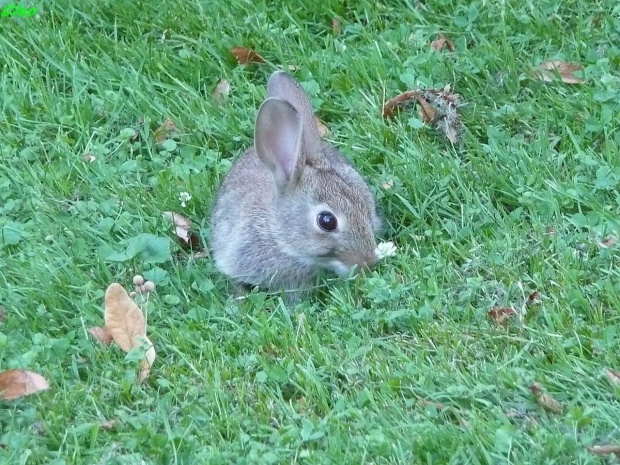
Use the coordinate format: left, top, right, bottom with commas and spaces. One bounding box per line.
104, 283, 146, 352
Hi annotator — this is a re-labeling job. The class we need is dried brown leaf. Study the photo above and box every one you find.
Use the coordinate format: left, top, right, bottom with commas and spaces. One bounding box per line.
231, 46, 265, 64
88, 326, 113, 345
82, 153, 96, 163
605, 369, 620, 388
529, 383, 562, 413
535, 60, 584, 84
212, 79, 230, 105
382, 90, 420, 118
162, 211, 199, 247
0, 369, 49, 400
488, 306, 516, 325
104, 284, 156, 382
417, 96, 438, 123
587, 445, 620, 456
153, 118, 176, 144
104, 283, 147, 352
431, 33, 455, 52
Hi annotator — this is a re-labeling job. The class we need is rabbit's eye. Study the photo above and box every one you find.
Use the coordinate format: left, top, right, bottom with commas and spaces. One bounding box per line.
317, 211, 338, 232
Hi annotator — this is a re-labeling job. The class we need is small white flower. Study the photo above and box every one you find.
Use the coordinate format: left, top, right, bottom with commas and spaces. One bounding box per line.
375, 241, 397, 260
178, 192, 192, 207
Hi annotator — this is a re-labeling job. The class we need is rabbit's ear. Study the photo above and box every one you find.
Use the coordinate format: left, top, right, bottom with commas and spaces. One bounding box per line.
255, 98, 303, 188
266, 71, 323, 165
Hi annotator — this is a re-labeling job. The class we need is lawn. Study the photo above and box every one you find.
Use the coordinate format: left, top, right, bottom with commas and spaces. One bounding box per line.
1, 0, 620, 463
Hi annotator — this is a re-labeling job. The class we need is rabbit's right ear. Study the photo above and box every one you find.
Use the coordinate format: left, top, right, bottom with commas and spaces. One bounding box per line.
255, 98, 303, 189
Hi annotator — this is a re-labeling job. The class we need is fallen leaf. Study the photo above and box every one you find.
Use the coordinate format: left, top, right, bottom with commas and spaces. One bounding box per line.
526, 291, 541, 306
315, 117, 329, 138
587, 445, 620, 456
332, 18, 341, 35
101, 419, 118, 430
431, 33, 455, 52
153, 118, 176, 144
82, 153, 96, 163
104, 284, 156, 383
535, 60, 584, 84
417, 96, 438, 123
529, 383, 562, 413
212, 79, 230, 105
382, 90, 420, 118
88, 326, 113, 345
383, 88, 463, 144
104, 284, 146, 352
488, 306, 516, 325
605, 369, 620, 387
0, 370, 49, 400
162, 211, 201, 250
231, 46, 265, 64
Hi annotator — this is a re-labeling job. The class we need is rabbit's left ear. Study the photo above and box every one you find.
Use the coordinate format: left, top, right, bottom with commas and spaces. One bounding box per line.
266, 71, 324, 166
254, 97, 303, 189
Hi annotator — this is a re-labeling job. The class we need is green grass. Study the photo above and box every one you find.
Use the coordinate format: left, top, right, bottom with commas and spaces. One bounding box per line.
1, 0, 620, 463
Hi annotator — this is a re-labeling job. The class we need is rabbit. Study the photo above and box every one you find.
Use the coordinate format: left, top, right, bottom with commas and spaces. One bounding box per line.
209, 71, 382, 298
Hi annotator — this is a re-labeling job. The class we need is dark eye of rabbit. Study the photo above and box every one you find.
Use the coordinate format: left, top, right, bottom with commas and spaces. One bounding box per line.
317, 211, 338, 232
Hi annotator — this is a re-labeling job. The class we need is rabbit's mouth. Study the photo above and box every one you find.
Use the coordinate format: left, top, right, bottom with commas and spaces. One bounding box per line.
327, 259, 352, 276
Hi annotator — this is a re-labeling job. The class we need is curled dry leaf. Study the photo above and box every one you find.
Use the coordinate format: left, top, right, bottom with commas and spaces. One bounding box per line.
153, 118, 176, 144
212, 79, 231, 105
382, 90, 420, 118
605, 369, 620, 388
535, 60, 584, 84
88, 326, 113, 345
431, 33, 455, 52
587, 445, 620, 456
529, 383, 562, 414
231, 46, 265, 64
488, 306, 516, 325
383, 88, 463, 144
162, 211, 200, 248
82, 153, 96, 163
104, 284, 156, 383
418, 96, 438, 123
0, 369, 49, 400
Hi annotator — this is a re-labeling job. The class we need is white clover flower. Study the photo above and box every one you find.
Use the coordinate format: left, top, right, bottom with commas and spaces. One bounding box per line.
178, 192, 192, 207
375, 241, 397, 260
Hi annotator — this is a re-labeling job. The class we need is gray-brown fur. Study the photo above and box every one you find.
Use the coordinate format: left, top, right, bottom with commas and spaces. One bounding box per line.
209, 71, 381, 292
